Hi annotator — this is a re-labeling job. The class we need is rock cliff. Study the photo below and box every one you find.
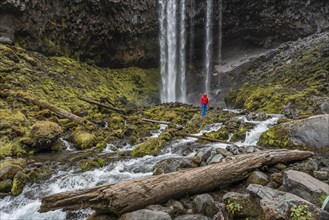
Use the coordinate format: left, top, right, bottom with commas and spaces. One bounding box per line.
1, 0, 329, 67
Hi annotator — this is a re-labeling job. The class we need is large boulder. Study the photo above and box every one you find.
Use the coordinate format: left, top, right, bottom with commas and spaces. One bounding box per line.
0, 165, 22, 181
223, 192, 264, 219
258, 114, 329, 151
120, 209, 172, 220
31, 121, 62, 151
11, 171, 29, 196
246, 171, 269, 186
247, 184, 329, 220
283, 170, 329, 206
192, 194, 218, 217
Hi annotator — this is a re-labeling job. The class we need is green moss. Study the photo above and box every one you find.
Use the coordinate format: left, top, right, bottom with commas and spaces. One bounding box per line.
71, 129, 96, 150
230, 127, 248, 142
79, 158, 105, 172
0, 179, 13, 193
258, 126, 290, 148
0, 139, 26, 159
11, 171, 29, 196
204, 128, 229, 141
131, 137, 165, 157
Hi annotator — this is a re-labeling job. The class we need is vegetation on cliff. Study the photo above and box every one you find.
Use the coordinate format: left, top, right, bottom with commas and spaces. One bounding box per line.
225, 35, 329, 118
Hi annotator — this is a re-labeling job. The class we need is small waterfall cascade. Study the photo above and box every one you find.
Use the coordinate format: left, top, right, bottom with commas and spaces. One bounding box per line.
159, 0, 187, 103
205, 0, 213, 94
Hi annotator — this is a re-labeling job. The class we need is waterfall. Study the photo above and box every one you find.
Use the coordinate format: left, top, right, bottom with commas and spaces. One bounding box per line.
159, 0, 167, 103
189, 0, 195, 66
159, 0, 187, 103
205, 0, 213, 94
179, 0, 187, 103
218, 0, 223, 64
166, 0, 177, 103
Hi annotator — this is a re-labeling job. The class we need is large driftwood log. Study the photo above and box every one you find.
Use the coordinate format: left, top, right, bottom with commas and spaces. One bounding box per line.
78, 97, 126, 115
13, 92, 89, 125
176, 133, 233, 144
39, 150, 313, 215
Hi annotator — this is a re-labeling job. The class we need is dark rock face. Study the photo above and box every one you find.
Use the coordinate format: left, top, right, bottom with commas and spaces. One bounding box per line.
0, 0, 158, 67
1, 0, 329, 67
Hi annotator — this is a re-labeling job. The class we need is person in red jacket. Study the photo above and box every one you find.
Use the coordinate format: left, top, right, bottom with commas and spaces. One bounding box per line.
200, 92, 209, 116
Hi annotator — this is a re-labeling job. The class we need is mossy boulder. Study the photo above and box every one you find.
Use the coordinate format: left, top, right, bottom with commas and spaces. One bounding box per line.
192, 194, 218, 217
246, 171, 269, 186
259, 115, 329, 154
79, 158, 105, 172
30, 121, 62, 151
131, 137, 165, 157
0, 164, 22, 181
71, 129, 96, 150
223, 192, 264, 219
11, 171, 29, 196
204, 128, 229, 141
0, 179, 13, 193
230, 127, 248, 142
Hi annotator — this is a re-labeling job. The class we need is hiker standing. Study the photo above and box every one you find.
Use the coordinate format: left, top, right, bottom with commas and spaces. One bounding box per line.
200, 92, 209, 117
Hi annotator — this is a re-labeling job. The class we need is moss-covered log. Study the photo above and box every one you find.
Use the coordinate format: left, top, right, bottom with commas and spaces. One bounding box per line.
39, 149, 313, 215
12, 92, 91, 126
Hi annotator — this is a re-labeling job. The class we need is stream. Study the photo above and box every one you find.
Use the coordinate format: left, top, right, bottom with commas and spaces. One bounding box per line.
0, 113, 281, 220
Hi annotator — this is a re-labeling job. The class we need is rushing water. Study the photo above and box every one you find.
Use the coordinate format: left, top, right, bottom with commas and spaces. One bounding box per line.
0, 113, 280, 219
205, 0, 213, 94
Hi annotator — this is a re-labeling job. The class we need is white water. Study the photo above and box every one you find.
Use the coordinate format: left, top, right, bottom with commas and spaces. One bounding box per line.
218, 0, 223, 63
159, 0, 188, 103
166, 0, 177, 103
237, 115, 281, 146
159, 0, 168, 103
205, 0, 213, 94
0, 113, 280, 219
179, 0, 187, 103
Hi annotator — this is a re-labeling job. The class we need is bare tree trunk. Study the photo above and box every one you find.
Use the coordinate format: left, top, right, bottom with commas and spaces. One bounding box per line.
39, 150, 313, 215
176, 133, 232, 144
78, 97, 126, 115
13, 92, 90, 126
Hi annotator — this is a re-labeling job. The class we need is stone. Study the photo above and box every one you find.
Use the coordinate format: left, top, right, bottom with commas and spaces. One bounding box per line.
31, 121, 62, 151
166, 200, 186, 217
223, 192, 264, 219
208, 154, 224, 165
153, 158, 198, 175
283, 170, 329, 206
11, 171, 29, 196
192, 194, 218, 217
0, 36, 13, 45
120, 209, 172, 220
0, 179, 13, 193
215, 148, 233, 157
0, 165, 22, 181
146, 205, 171, 215
246, 171, 269, 186
247, 184, 327, 220
173, 214, 208, 220
313, 171, 329, 181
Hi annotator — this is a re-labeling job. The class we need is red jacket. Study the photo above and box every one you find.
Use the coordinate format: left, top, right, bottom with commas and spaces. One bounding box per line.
200, 95, 209, 106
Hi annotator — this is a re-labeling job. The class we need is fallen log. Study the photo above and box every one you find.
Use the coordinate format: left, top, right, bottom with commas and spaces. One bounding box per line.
39, 149, 313, 215
13, 92, 89, 126
140, 118, 171, 125
176, 133, 232, 145
78, 97, 126, 115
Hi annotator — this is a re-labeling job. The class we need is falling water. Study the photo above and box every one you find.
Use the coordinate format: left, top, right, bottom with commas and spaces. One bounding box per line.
159, 0, 187, 103
205, 0, 213, 94
166, 0, 177, 103
189, 0, 195, 65
218, 0, 223, 63
159, 0, 167, 103
179, 0, 187, 103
